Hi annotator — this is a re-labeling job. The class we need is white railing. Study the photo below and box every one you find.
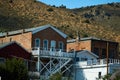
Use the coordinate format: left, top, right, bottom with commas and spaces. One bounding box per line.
109, 59, 120, 64
40, 50, 75, 58
32, 47, 75, 58
77, 59, 120, 66
32, 47, 40, 56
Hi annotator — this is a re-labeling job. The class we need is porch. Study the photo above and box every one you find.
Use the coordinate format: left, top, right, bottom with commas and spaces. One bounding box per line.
32, 47, 75, 58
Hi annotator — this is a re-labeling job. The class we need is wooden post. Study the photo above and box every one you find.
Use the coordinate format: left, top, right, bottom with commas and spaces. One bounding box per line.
74, 49, 77, 80
107, 42, 109, 76
37, 47, 40, 72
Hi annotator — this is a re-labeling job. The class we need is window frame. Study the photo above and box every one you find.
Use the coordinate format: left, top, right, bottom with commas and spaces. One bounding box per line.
35, 38, 40, 48
58, 41, 64, 51
93, 47, 99, 56
102, 48, 106, 59
50, 40, 56, 51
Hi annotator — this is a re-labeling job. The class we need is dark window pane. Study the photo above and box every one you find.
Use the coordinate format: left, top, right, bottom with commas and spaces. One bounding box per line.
93, 47, 99, 56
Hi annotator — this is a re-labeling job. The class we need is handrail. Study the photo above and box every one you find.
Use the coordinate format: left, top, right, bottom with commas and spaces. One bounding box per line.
77, 59, 120, 66
32, 47, 66, 52
32, 48, 74, 58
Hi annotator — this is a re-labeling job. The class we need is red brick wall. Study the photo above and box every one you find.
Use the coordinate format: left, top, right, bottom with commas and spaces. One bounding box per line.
32, 27, 67, 51
67, 40, 91, 52
67, 39, 119, 58
0, 32, 32, 51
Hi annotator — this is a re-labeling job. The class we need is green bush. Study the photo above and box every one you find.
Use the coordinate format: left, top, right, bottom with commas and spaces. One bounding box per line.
102, 74, 111, 80
0, 58, 29, 80
50, 72, 62, 80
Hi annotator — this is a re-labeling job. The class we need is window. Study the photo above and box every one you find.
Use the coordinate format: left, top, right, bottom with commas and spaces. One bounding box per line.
35, 38, 40, 47
109, 49, 115, 58
76, 57, 79, 62
81, 58, 87, 61
59, 41, 64, 51
50, 40, 56, 51
102, 48, 106, 58
43, 39, 48, 50
93, 47, 99, 56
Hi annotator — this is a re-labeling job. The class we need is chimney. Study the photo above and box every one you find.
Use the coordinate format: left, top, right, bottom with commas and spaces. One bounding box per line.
76, 31, 80, 42
10, 37, 12, 42
22, 29, 25, 34
6, 32, 9, 37
0, 40, 3, 44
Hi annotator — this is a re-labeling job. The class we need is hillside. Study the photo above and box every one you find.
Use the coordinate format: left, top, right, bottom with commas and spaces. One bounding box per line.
72, 3, 120, 33
0, 0, 120, 45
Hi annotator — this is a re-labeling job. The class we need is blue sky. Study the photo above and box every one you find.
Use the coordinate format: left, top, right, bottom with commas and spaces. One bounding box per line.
39, 0, 120, 9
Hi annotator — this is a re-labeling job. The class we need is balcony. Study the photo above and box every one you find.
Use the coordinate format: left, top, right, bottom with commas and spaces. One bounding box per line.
32, 47, 75, 58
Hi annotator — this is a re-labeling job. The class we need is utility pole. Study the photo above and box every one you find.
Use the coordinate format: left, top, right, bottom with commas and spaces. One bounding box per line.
37, 47, 40, 80
106, 42, 109, 76
74, 50, 77, 80
37, 47, 40, 72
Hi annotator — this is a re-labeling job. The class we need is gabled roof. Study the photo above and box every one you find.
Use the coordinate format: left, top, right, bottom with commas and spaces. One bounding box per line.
0, 41, 29, 53
0, 41, 16, 49
26, 24, 67, 38
0, 24, 67, 38
76, 50, 99, 58
0, 41, 31, 59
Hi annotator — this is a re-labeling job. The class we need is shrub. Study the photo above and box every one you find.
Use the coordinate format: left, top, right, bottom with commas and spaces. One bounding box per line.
50, 72, 62, 80
9, 0, 13, 3
0, 58, 29, 80
83, 33, 89, 37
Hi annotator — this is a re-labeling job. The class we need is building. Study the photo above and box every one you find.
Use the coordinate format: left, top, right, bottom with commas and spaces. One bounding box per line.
75, 50, 99, 62
75, 50, 120, 80
0, 24, 69, 79
0, 30, 32, 51
67, 37, 119, 59
32, 48, 120, 80
1, 24, 119, 80
0, 24, 67, 52
0, 41, 31, 68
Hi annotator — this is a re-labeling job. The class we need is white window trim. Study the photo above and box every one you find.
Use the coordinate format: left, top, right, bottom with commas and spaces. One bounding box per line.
59, 41, 64, 51
35, 38, 40, 48
50, 40, 56, 51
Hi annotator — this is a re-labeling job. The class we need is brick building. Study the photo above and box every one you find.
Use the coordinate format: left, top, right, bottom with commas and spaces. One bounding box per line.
67, 37, 119, 59
0, 31, 32, 51
0, 24, 67, 52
